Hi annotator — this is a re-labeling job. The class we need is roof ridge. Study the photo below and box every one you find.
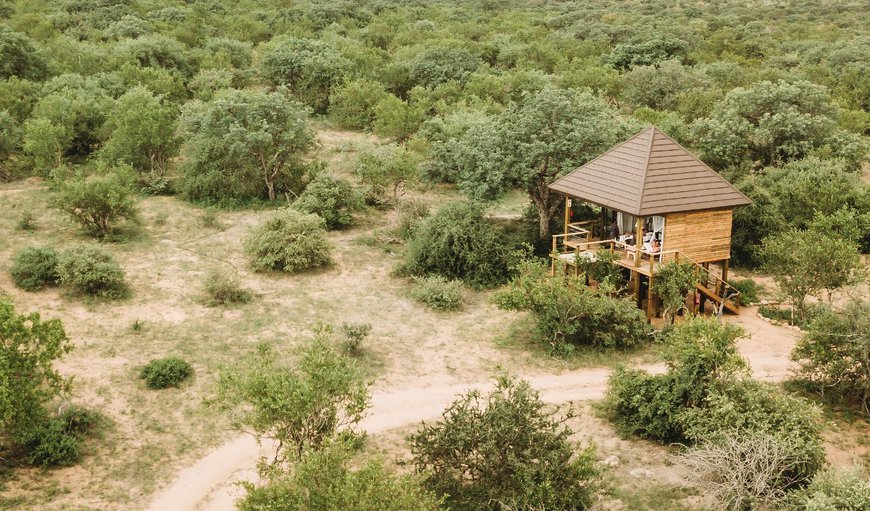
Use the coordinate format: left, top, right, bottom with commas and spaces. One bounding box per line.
549, 126, 651, 190
649, 127, 752, 206
635, 126, 656, 215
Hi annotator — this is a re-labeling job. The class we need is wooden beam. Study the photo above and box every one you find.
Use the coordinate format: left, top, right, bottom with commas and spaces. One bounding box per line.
634, 216, 643, 267
647, 273, 654, 322
564, 195, 571, 235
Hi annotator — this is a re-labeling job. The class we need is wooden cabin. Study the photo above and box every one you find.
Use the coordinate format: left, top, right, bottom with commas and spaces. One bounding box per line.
547, 126, 751, 320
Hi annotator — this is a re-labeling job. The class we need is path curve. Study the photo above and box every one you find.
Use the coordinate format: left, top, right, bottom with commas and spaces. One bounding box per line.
146, 308, 797, 511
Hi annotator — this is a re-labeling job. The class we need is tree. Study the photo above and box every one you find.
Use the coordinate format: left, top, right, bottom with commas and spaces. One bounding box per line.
0, 25, 49, 80
606, 36, 689, 70
759, 230, 862, 320
238, 443, 444, 511
653, 261, 702, 324
98, 86, 179, 180
178, 89, 316, 203
494, 260, 650, 353
354, 144, 419, 207
0, 300, 72, 451
693, 80, 868, 172
441, 88, 633, 241
259, 37, 349, 113
372, 93, 427, 143
408, 46, 479, 88
212, 334, 369, 467
54, 169, 139, 237
409, 377, 599, 511
792, 301, 870, 415
621, 59, 709, 111
0, 109, 20, 181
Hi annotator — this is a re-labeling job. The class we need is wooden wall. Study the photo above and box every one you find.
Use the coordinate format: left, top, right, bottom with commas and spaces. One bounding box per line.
664, 209, 733, 263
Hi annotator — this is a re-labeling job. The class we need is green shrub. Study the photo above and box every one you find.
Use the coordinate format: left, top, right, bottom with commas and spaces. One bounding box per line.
238, 442, 443, 511
10, 246, 60, 291
653, 261, 701, 323
140, 357, 193, 389
411, 275, 464, 311
605, 368, 684, 442
792, 301, 870, 415
401, 201, 515, 289
729, 277, 761, 306
54, 170, 139, 237
394, 198, 429, 240
678, 380, 825, 485
329, 79, 390, 130
23, 418, 82, 467
244, 209, 332, 273
409, 377, 599, 511
354, 144, 419, 208
790, 465, 870, 511
339, 322, 371, 355
495, 261, 651, 352
292, 174, 363, 230
203, 268, 252, 306
56, 245, 128, 299
16, 210, 36, 231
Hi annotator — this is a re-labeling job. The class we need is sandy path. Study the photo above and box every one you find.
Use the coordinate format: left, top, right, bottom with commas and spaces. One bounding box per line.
146, 308, 797, 511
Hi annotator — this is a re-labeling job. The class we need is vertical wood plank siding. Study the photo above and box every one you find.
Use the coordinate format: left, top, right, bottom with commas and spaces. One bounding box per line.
664, 209, 733, 263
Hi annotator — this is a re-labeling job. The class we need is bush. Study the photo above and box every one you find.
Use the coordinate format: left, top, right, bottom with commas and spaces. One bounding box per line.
244, 209, 332, 274
494, 261, 651, 352
258, 37, 348, 113
339, 322, 371, 355
605, 317, 825, 487
292, 174, 363, 230
394, 198, 429, 240
653, 261, 701, 323
329, 79, 390, 130
238, 442, 443, 511
140, 357, 193, 389
680, 433, 806, 511
10, 246, 60, 291
790, 465, 870, 511
23, 417, 82, 467
678, 380, 825, 486
401, 201, 515, 289
354, 144, 419, 208
792, 301, 870, 415
203, 269, 252, 306
54, 170, 139, 237
409, 377, 599, 511
729, 278, 761, 306
411, 276, 464, 311
56, 245, 129, 299
16, 210, 36, 231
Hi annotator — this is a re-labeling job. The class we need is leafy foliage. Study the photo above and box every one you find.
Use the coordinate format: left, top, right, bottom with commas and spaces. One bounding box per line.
178, 89, 315, 204
792, 300, 870, 415
238, 442, 443, 511
213, 335, 369, 466
54, 168, 139, 237
494, 261, 650, 353
244, 209, 332, 274
259, 37, 348, 113
10, 246, 60, 291
292, 174, 363, 230
202, 268, 253, 306
409, 377, 599, 511
0, 25, 48, 80
97, 86, 179, 181
411, 275, 464, 311
729, 278, 761, 306
401, 201, 515, 289
329, 79, 390, 130
56, 244, 129, 299
653, 261, 701, 323
789, 465, 870, 511
759, 229, 862, 320
0, 300, 72, 458
354, 144, 419, 208
140, 357, 193, 389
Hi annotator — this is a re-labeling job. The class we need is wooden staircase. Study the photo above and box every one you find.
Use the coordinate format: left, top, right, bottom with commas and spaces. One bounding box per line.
684, 255, 741, 315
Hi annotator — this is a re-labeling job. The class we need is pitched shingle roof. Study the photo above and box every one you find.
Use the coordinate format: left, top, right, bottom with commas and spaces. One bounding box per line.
548, 126, 751, 216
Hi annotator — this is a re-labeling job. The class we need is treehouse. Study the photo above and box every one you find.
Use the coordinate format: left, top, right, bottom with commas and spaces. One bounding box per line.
547, 126, 751, 320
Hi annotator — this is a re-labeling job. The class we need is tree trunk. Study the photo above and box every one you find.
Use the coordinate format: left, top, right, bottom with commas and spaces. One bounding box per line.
265, 179, 276, 201
537, 202, 553, 242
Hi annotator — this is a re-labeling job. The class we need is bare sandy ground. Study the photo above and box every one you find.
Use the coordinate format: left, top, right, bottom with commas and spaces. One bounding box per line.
146, 306, 798, 511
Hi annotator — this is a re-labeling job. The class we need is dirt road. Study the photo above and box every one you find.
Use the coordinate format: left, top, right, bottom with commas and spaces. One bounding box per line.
145, 307, 797, 511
